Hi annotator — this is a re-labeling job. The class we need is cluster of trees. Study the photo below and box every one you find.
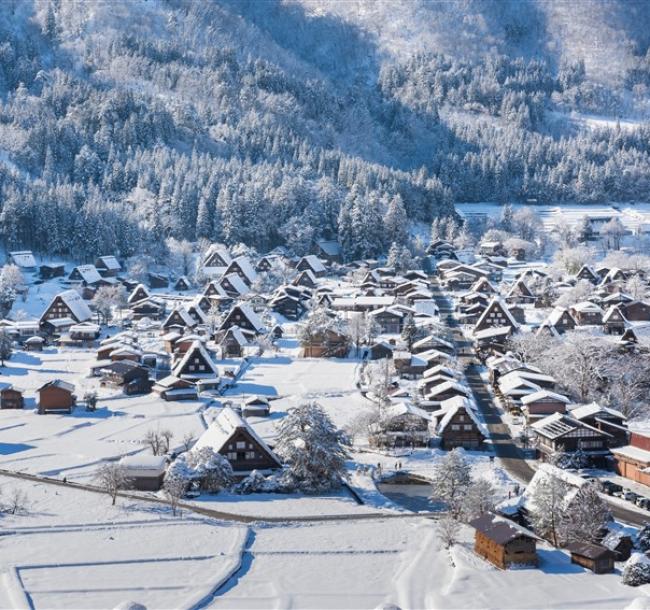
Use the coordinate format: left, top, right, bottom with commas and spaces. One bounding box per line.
429, 449, 498, 548
508, 331, 650, 418
382, 51, 650, 205
0, 2, 647, 261
527, 473, 611, 547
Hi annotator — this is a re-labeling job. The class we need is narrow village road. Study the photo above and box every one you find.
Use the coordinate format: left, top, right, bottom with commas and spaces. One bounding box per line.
430, 281, 649, 527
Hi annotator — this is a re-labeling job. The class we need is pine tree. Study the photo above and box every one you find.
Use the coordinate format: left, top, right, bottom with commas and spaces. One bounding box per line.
275, 402, 348, 492
401, 313, 417, 351
0, 328, 12, 366
430, 217, 441, 243
195, 197, 212, 240
384, 194, 408, 245
500, 203, 514, 233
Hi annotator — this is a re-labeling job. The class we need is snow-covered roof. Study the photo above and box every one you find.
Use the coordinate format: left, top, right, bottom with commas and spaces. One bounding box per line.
381, 401, 432, 422
223, 325, 249, 346
119, 455, 167, 475
424, 380, 469, 399
368, 306, 407, 320
128, 284, 150, 304
9, 250, 36, 268
229, 256, 257, 284
603, 305, 627, 323
474, 297, 519, 332
522, 463, 586, 512
97, 255, 121, 271
173, 341, 219, 378
72, 264, 102, 284
39, 379, 75, 393
316, 240, 341, 256
332, 296, 395, 308
43, 289, 92, 323
498, 374, 541, 395
163, 307, 196, 328
569, 402, 625, 421
546, 307, 574, 327
520, 390, 571, 405
473, 326, 513, 340
422, 365, 460, 380
572, 301, 603, 313
221, 273, 250, 296
234, 303, 265, 333
611, 445, 650, 464
530, 412, 612, 439
195, 407, 281, 466
435, 396, 487, 436
299, 255, 326, 274
203, 244, 232, 266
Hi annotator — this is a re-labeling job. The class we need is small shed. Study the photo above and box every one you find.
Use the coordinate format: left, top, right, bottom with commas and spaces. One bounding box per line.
470, 513, 539, 569
242, 395, 271, 417
566, 542, 615, 574
119, 455, 167, 491
24, 335, 45, 352
37, 380, 76, 414
0, 384, 24, 410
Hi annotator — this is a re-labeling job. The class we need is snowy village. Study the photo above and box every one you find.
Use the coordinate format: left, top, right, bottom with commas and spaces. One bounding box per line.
4, 0, 650, 608
3, 201, 650, 608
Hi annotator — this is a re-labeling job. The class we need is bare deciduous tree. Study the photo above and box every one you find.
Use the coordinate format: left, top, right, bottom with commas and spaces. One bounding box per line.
144, 429, 174, 455
2, 488, 29, 515
163, 474, 187, 517
96, 463, 131, 506
437, 514, 461, 551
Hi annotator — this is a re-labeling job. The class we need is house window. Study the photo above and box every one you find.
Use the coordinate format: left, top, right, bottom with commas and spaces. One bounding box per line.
451, 424, 460, 431
245, 451, 256, 459
189, 365, 195, 371
464, 425, 473, 431
227, 452, 237, 460
236, 441, 246, 449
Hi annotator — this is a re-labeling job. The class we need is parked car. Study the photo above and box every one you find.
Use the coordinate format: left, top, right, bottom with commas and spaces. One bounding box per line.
623, 490, 639, 503
636, 497, 650, 510
601, 481, 623, 495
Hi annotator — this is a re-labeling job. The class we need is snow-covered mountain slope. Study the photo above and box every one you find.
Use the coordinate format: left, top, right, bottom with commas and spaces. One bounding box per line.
296, 0, 650, 86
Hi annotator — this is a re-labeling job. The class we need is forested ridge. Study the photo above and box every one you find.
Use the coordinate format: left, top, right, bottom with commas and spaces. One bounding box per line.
0, 0, 649, 261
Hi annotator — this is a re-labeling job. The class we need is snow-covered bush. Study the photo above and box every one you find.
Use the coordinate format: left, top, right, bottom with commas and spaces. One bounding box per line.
234, 470, 284, 495
623, 553, 650, 587
165, 447, 233, 494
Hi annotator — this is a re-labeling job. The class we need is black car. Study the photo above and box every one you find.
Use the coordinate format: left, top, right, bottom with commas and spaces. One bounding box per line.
601, 481, 623, 495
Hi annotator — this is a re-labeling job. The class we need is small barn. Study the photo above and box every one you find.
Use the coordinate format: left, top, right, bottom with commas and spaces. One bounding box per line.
565, 542, 615, 574
470, 513, 539, 569
194, 407, 282, 475
0, 383, 24, 409
119, 455, 167, 491
37, 380, 76, 414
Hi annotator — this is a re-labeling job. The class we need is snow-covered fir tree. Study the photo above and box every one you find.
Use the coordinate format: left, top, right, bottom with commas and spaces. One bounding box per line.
275, 402, 348, 492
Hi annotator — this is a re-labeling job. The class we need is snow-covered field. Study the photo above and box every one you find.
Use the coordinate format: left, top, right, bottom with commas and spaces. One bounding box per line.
0, 477, 248, 610
456, 202, 650, 237
0, 348, 206, 482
